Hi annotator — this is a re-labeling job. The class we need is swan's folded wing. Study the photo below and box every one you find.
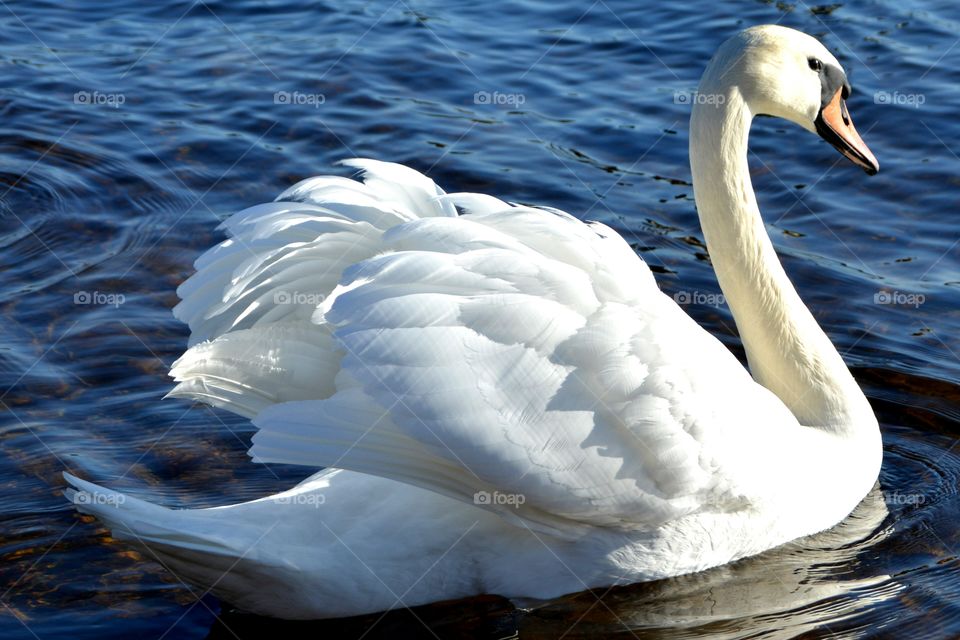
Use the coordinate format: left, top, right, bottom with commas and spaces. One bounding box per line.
174, 159, 456, 347
249, 209, 799, 537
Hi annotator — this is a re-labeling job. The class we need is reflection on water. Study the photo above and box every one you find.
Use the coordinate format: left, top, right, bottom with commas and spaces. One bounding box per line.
2, 0, 960, 638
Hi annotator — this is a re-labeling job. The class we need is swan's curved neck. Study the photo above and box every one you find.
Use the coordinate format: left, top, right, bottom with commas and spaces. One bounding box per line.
689, 85, 874, 434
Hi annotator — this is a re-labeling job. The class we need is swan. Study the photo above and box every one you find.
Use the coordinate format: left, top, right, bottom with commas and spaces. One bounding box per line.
65, 24, 883, 620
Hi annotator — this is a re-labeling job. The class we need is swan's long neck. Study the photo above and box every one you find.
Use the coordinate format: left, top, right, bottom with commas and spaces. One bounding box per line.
689, 84, 874, 434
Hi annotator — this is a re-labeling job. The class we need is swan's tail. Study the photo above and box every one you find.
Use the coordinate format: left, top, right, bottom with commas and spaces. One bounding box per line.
63, 472, 298, 615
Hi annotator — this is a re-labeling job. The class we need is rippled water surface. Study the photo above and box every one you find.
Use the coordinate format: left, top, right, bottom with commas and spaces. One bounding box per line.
2, 1, 959, 638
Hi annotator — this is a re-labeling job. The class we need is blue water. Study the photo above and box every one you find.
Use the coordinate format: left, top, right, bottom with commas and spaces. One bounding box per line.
2, 0, 959, 638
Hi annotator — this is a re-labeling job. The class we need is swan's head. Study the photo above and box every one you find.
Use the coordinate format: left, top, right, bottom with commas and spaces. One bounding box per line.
706, 24, 878, 174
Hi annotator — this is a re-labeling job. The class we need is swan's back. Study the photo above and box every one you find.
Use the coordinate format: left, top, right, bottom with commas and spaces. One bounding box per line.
168, 159, 805, 540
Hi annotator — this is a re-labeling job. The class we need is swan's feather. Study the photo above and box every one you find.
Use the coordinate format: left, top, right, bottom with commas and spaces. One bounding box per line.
175, 208, 383, 346
436, 192, 512, 215
171, 158, 799, 537
167, 323, 340, 419
338, 158, 458, 218
175, 163, 461, 347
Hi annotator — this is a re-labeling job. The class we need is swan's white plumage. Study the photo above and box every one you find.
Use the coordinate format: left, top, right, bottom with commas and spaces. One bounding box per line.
167, 323, 339, 419
165, 154, 802, 540
66, 25, 883, 620
173, 158, 458, 347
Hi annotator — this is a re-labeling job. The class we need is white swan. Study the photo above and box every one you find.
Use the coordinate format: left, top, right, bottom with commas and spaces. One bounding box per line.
65, 25, 883, 620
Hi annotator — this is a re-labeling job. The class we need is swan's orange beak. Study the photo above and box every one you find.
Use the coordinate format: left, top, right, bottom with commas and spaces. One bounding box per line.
814, 88, 879, 175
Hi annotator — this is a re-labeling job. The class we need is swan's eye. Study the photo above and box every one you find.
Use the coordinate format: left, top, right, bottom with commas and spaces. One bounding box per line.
808, 58, 823, 72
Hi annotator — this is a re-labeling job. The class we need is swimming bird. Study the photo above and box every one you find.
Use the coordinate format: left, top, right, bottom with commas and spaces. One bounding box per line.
66, 24, 882, 619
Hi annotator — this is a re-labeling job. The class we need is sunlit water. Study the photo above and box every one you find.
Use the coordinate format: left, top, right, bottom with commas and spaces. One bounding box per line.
2, 1, 959, 638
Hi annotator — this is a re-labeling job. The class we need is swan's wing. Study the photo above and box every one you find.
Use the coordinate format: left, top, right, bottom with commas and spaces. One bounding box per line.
172, 160, 798, 539
173, 159, 454, 346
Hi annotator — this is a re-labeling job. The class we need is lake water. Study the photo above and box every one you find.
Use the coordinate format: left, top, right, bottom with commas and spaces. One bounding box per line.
2, 0, 959, 638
